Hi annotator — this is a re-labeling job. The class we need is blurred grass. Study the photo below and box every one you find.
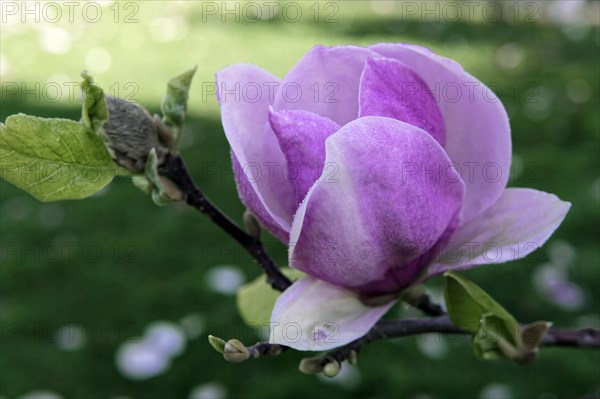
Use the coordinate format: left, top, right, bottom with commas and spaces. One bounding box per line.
1, 1, 599, 398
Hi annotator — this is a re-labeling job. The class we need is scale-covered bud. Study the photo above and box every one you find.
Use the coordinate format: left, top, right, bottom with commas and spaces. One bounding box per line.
322, 360, 341, 377
298, 356, 324, 375
223, 339, 251, 363
100, 96, 171, 173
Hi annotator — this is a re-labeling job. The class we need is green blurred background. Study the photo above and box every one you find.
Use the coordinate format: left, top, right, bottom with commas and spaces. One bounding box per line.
1, 1, 599, 398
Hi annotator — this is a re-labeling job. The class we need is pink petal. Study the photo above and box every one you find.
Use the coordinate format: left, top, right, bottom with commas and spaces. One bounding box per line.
359, 57, 446, 146
370, 43, 512, 225
424, 188, 571, 278
273, 45, 379, 125
268, 108, 341, 204
216, 64, 296, 235
289, 116, 465, 294
269, 276, 396, 351
231, 153, 290, 243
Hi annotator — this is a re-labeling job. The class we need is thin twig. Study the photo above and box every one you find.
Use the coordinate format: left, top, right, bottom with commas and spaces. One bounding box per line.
159, 154, 292, 292
540, 326, 600, 348
325, 316, 600, 365
237, 317, 600, 367
247, 342, 290, 358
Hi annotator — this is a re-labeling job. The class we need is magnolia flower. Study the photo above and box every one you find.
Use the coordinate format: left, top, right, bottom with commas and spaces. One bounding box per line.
216, 44, 570, 350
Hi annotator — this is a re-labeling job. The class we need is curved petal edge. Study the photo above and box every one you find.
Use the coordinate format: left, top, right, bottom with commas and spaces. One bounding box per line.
269, 276, 396, 351
369, 43, 512, 225
216, 63, 296, 233
423, 188, 571, 279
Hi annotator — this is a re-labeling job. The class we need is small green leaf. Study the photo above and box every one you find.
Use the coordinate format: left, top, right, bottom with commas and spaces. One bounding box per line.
473, 314, 520, 360
136, 148, 183, 206
80, 71, 108, 133
161, 65, 197, 148
236, 267, 304, 326
132, 175, 153, 194
0, 114, 116, 201
208, 335, 226, 354
444, 271, 519, 343
444, 271, 533, 362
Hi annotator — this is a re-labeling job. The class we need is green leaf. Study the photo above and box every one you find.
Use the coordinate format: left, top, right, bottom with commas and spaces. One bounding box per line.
445, 272, 552, 363
80, 71, 108, 133
0, 114, 116, 201
444, 273, 488, 334
444, 271, 534, 362
208, 335, 226, 354
236, 267, 304, 326
444, 271, 519, 343
161, 65, 197, 148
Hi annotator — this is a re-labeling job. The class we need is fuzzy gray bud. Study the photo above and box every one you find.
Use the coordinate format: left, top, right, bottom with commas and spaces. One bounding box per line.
100, 96, 171, 172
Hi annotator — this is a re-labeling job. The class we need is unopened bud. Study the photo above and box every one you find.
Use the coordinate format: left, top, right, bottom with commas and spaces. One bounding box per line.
267, 344, 283, 356
348, 350, 358, 365
520, 321, 552, 352
322, 360, 341, 378
243, 209, 262, 239
100, 96, 170, 172
155, 176, 184, 202
223, 339, 250, 363
298, 356, 324, 375
510, 321, 552, 365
